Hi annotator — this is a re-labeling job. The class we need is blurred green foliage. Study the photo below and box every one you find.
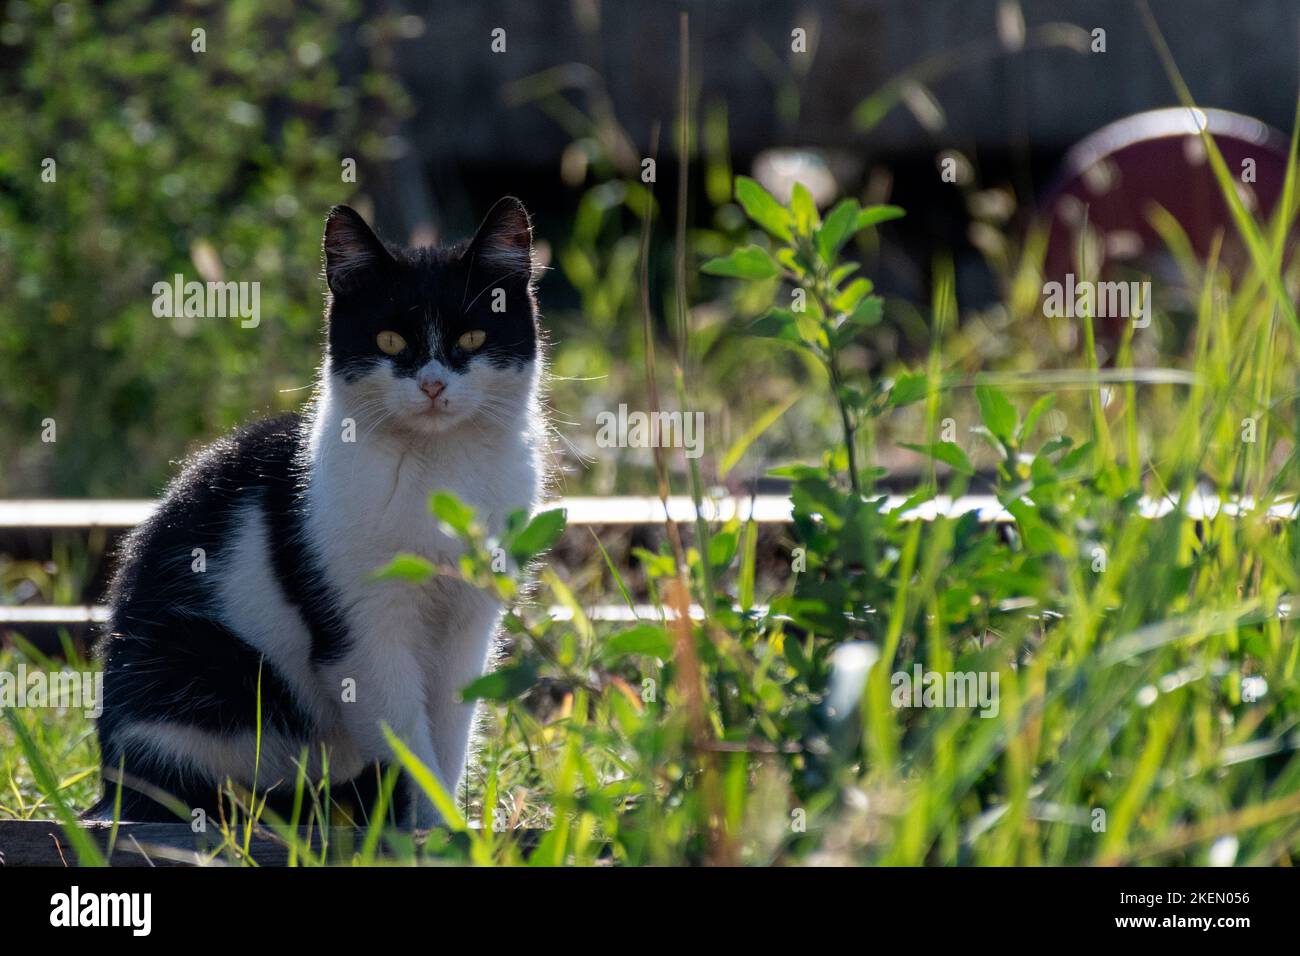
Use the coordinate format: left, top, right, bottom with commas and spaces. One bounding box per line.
0, 0, 407, 494
0, 2, 866, 499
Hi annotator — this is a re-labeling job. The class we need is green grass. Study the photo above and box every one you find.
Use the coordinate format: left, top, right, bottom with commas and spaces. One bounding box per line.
1, 638, 101, 823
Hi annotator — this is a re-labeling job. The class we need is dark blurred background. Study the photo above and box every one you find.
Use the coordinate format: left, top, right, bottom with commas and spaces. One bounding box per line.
2, 0, 1296, 499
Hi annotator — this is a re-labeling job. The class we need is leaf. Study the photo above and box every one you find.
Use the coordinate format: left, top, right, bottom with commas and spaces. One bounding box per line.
976, 385, 1017, 445
603, 623, 674, 660
590, 529, 637, 613
430, 491, 475, 536
719, 392, 800, 477
739, 519, 758, 611
708, 529, 739, 568
369, 553, 437, 583
1039, 435, 1073, 458
1059, 440, 1094, 474
734, 175, 793, 242
848, 295, 883, 324
784, 631, 810, 676
969, 425, 1006, 458
382, 725, 467, 832
830, 262, 861, 285
750, 308, 802, 343
831, 299, 883, 348
701, 245, 779, 280
791, 474, 847, 528
833, 277, 874, 312
544, 567, 591, 642
753, 307, 826, 350
816, 198, 860, 263
799, 312, 830, 350
899, 441, 974, 476
460, 661, 538, 702
888, 371, 930, 407
508, 507, 567, 562
790, 182, 820, 236
1018, 393, 1056, 444
776, 247, 805, 275
767, 462, 824, 480
856, 205, 906, 230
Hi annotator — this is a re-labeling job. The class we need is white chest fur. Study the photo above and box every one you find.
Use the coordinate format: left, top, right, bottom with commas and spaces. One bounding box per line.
307, 377, 541, 573
300, 375, 542, 803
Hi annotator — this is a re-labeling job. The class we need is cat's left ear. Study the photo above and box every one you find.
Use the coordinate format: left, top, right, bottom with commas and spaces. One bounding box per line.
466, 196, 535, 280
323, 205, 393, 294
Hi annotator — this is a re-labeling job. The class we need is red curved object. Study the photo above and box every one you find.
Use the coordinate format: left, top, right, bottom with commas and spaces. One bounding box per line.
1041, 107, 1291, 339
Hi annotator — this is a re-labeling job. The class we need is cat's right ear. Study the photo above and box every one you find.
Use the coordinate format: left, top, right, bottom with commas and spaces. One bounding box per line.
323, 205, 393, 295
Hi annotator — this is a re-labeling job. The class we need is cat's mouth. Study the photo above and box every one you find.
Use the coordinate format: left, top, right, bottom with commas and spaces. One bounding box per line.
409, 393, 466, 431
419, 397, 450, 415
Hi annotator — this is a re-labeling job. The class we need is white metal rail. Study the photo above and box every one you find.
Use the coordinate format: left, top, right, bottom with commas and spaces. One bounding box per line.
1, 491, 1295, 529
1, 492, 1294, 631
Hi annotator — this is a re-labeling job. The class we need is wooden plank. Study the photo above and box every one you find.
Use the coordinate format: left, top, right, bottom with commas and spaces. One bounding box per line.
0, 819, 289, 867
0, 819, 492, 867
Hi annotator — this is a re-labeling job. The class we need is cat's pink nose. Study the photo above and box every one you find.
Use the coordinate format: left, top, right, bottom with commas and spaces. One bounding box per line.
420, 378, 446, 402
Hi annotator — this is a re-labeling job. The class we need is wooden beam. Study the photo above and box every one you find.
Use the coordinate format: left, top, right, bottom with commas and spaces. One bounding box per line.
0, 819, 484, 867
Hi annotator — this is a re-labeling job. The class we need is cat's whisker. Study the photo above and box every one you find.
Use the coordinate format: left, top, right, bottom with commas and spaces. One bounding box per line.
544, 421, 593, 466
460, 249, 478, 310
462, 266, 534, 313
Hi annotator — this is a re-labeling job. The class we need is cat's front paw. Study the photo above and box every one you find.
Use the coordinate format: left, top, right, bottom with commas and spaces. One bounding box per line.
410, 785, 443, 831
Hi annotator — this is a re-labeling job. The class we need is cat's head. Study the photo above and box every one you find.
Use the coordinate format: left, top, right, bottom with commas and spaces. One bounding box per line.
320, 199, 540, 437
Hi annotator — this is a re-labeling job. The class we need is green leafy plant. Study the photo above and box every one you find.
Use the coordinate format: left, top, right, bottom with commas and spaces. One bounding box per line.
705, 177, 904, 496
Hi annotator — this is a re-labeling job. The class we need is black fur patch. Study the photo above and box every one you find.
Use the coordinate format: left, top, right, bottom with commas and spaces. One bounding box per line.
95, 415, 359, 815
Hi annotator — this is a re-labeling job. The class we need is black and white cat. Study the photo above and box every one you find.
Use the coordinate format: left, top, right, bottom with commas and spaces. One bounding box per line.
91, 199, 545, 826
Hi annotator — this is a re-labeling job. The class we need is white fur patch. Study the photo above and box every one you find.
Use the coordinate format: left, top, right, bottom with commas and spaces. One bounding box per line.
303, 353, 543, 805
114, 719, 346, 794
212, 502, 326, 726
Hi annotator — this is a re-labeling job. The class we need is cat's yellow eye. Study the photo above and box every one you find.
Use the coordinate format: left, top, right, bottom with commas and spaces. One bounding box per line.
377, 331, 407, 355
458, 329, 486, 351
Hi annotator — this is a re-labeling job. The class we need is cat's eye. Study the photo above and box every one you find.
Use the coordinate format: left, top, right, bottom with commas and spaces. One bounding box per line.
376, 331, 407, 355
458, 329, 486, 351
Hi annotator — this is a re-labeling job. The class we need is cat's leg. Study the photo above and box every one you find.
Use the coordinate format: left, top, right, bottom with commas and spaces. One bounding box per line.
424, 670, 482, 809
419, 584, 502, 810
323, 632, 447, 829
402, 718, 446, 830
97, 614, 316, 820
